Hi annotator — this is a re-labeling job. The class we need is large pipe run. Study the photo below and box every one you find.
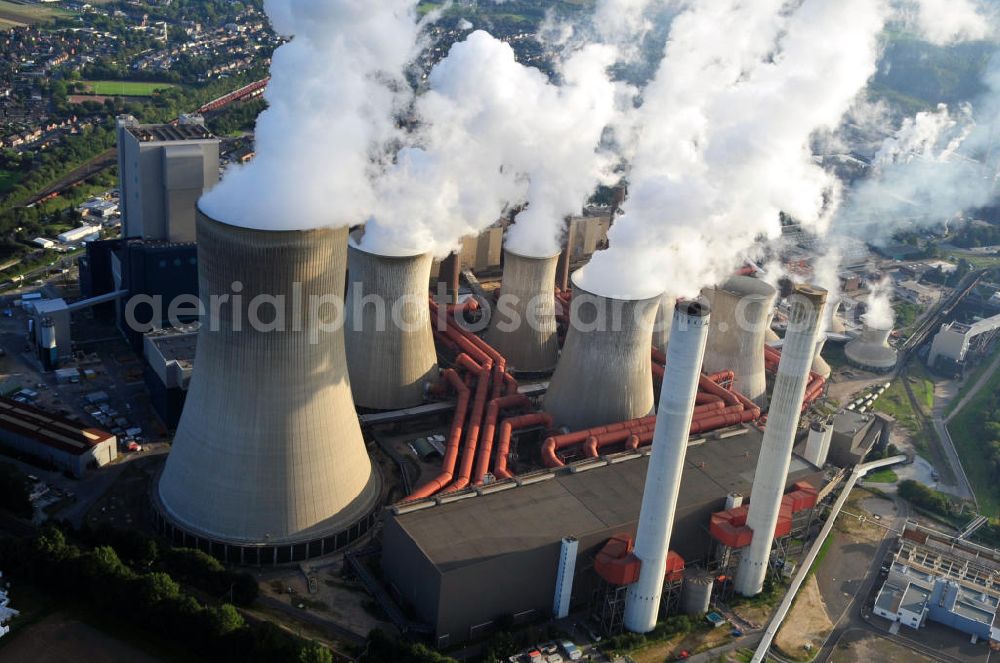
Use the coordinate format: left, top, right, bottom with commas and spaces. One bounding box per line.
624, 299, 712, 633
735, 285, 827, 597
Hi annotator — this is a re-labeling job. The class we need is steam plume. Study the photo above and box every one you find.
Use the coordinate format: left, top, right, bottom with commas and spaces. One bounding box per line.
199, 0, 420, 231
577, 0, 889, 300
864, 276, 896, 329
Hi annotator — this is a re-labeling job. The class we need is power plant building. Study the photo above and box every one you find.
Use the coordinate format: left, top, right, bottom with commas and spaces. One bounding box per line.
116, 115, 220, 243
156, 212, 381, 565
382, 429, 823, 647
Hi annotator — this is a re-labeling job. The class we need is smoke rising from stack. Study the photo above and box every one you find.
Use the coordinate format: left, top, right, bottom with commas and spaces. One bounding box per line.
902, 0, 996, 45
836, 56, 1000, 245
361, 30, 622, 259
864, 276, 896, 330
199, 0, 420, 231
577, 0, 888, 301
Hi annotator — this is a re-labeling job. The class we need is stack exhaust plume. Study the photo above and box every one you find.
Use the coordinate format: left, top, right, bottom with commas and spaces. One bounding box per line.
844, 323, 897, 373
735, 285, 827, 596
485, 248, 560, 374
344, 237, 438, 410
544, 271, 660, 430
157, 211, 380, 562
624, 298, 711, 633
702, 276, 777, 408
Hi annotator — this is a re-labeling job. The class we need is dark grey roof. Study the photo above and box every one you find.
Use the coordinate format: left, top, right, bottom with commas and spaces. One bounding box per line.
393, 428, 819, 571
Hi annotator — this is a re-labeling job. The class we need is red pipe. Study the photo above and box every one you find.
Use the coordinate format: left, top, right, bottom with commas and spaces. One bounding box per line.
652, 347, 666, 365
442, 355, 492, 493
493, 412, 553, 479
706, 370, 734, 385
696, 392, 724, 405
541, 415, 658, 467
473, 394, 529, 484
699, 374, 740, 407
406, 368, 470, 500
446, 298, 480, 315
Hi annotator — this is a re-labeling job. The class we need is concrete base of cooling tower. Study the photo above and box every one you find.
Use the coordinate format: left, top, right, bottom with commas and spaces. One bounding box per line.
152, 464, 384, 566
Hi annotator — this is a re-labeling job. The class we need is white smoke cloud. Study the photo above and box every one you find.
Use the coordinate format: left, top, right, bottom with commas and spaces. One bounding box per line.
864, 276, 896, 329
361, 31, 623, 259
836, 59, 1000, 244
577, 0, 889, 300
901, 0, 995, 45
200, 0, 420, 231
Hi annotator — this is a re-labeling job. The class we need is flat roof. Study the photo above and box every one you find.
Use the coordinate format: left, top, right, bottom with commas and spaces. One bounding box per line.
126, 123, 215, 143
0, 398, 113, 456
900, 584, 931, 615
393, 427, 819, 571
146, 327, 197, 365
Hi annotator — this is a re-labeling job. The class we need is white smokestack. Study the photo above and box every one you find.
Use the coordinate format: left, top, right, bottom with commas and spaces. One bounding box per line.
736, 284, 827, 596
624, 298, 711, 633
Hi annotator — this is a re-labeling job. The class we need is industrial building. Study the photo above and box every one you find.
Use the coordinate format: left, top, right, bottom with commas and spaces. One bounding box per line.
143, 326, 197, 428
800, 409, 892, 468
382, 429, 824, 646
0, 397, 117, 477
116, 115, 220, 243
156, 211, 382, 564
927, 313, 1000, 370
874, 524, 1000, 643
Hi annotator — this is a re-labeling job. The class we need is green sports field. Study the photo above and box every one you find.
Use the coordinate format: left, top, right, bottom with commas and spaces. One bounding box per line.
83, 81, 176, 96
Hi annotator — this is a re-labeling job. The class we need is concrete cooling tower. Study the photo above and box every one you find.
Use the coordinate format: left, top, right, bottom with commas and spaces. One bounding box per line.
157, 211, 381, 564
845, 324, 898, 373
703, 276, 777, 408
344, 239, 438, 410
736, 285, 827, 597
485, 248, 560, 374
812, 338, 832, 379
544, 272, 660, 430
652, 294, 674, 353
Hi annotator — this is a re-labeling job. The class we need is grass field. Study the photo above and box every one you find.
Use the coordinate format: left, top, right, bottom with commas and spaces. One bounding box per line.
865, 468, 899, 484
83, 81, 176, 96
947, 359, 1000, 517
0, 169, 22, 196
0, 0, 70, 27
874, 370, 935, 460
946, 342, 1000, 418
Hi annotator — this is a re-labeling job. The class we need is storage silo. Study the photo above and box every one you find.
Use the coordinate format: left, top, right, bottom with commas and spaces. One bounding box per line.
845, 324, 898, 373
544, 271, 660, 430
703, 276, 777, 408
681, 573, 713, 615
157, 211, 381, 564
344, 238, 438, 410
485, 248, 560, 374
736, 285, 827, 596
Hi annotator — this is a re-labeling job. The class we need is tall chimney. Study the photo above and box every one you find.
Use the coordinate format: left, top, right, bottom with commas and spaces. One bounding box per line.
485, 248, 560, 374
735, 285, 827, 596
157, 211, 380, 560
344, 238, 438, 410
624, 299, 711, 633
544, 271, 660, 430
703, 276, 777, 408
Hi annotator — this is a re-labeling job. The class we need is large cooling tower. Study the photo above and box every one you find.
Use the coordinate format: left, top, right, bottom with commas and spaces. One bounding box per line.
344, 239, 438, 409
812, 337, 832, 379
624, 299, 711, 633
845, 324, 898, 373
544, 272, 660, 430
736, 285, 827, 597
157, 211, 380, 563
703, 276, 777, 408
652, 294, 675, 353
485, 248, 559, 374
